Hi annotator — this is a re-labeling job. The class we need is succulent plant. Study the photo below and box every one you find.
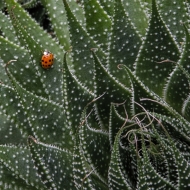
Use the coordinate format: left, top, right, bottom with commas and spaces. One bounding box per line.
0, 0, 190, 189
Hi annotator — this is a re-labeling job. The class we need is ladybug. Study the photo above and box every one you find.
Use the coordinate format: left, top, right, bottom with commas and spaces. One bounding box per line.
41, 50, 54, 69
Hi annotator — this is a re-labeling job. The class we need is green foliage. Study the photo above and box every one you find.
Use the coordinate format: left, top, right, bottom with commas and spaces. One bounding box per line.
0, 0, 190, 189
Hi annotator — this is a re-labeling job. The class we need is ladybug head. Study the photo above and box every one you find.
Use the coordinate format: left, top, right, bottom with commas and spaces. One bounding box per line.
43, 50, 50, 55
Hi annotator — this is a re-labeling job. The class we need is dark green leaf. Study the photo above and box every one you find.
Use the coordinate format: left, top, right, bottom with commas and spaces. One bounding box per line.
28, 137, 75, 190
135, 0, 180, 96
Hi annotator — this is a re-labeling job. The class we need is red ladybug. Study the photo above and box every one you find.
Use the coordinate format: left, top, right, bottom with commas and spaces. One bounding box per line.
41, 50, 54, 69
